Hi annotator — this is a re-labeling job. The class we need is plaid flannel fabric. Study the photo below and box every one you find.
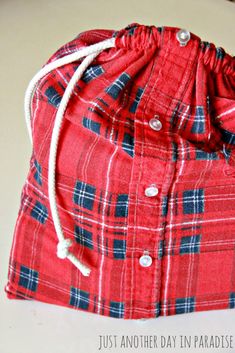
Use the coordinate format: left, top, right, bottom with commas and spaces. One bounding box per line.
4, 23, 235, 319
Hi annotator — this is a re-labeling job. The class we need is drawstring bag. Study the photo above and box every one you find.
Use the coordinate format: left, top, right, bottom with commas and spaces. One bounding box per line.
5, 23, 235, 320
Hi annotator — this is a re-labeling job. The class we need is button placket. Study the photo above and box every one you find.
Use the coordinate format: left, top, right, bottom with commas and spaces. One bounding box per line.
122, 26, 195, 319
139, 116, 160, 271
145, 115, 161, 200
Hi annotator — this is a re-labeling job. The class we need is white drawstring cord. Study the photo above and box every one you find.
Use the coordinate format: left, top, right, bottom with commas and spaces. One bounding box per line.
24, 37, 116, 276
24, 37, 115, 144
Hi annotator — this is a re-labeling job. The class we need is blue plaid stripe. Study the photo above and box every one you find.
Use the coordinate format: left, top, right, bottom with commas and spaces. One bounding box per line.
124, 23, 139, 36
82, 117, 101, 134
127, 27, 136, 35
155, 302, 161, 317
115, 194, 129, 217
216, 47, 225, 60
122, 133, 134, 157
110, 301, 124, 318
229, 293, 235, 309
34, 159, 42, 185
175, 297, 195, 314
113, 239, 126, 259
70, 287, 89, 310
158, 240, 164, 259
191, 106, 205, 134
195, 149, 219, 160
45, 86, 62, 107
220, 128, 235, 145
129, 87, 144, 113
180, 235, 201, 254
81, 65, 104, 83
183, 188, 204, 214
172, 141, 178, 161
161, 195, 168, 216
200, 41, 211, 51
19, 265, 39, 292
73, 180, 96, 210
105, 72, 131, 99
74, 225, 93, 249
30, 200, 48, 224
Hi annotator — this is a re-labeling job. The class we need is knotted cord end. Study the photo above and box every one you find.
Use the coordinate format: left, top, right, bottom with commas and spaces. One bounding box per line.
57, 238, 73, 259
57, 239, 91, 276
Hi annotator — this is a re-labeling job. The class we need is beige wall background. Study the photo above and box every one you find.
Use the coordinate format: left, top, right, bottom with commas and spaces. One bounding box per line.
0, 1, 235, 353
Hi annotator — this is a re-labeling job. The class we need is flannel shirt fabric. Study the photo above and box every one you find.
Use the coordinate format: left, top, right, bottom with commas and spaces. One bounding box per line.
4, 22, 235, 320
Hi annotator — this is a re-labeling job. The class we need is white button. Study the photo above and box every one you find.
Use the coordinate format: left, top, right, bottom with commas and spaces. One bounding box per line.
149, 116, 162, 131
176, 29, 191, 46
139, 254, 152, 267
145, 184, 159, 197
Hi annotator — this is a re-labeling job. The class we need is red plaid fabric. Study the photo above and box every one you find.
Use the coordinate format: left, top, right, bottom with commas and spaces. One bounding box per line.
4, 22, 235, 319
